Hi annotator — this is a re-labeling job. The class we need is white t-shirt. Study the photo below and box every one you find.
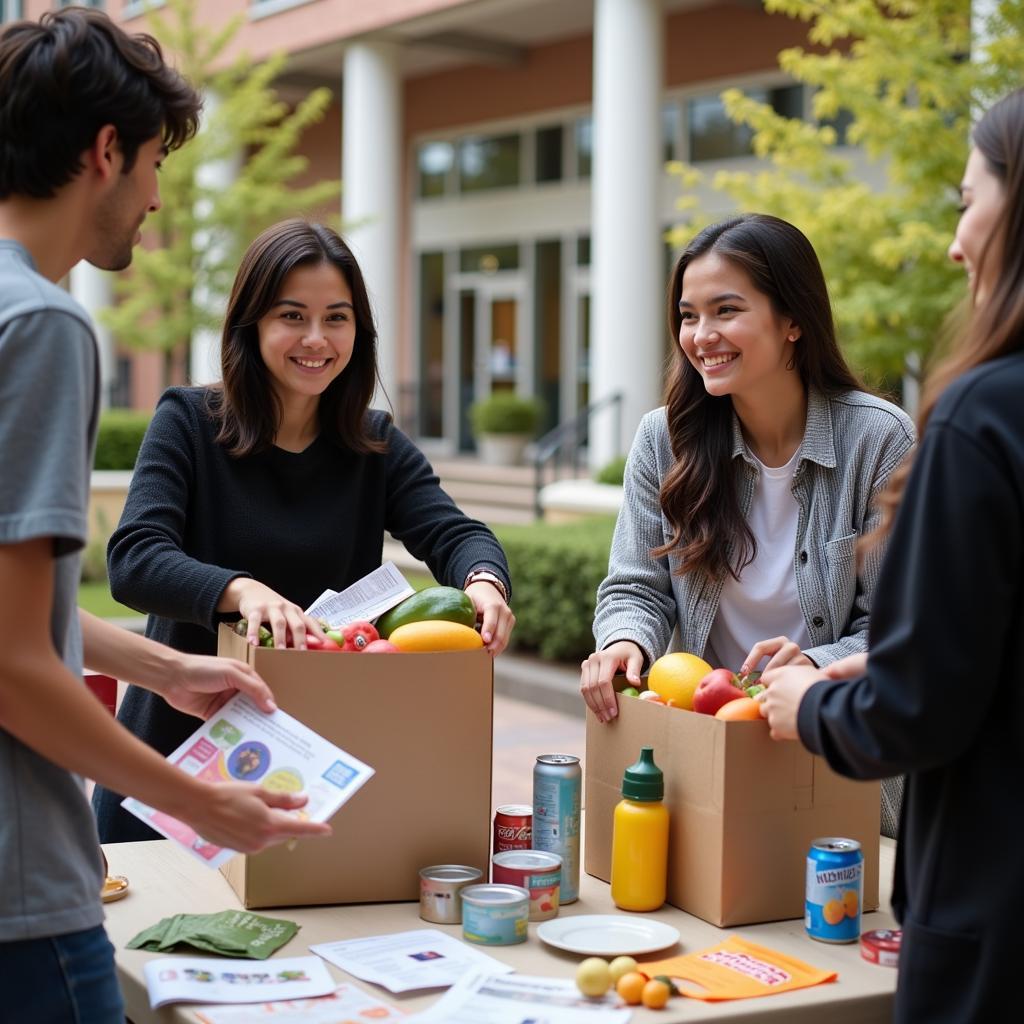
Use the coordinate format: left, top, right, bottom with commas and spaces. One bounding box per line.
706, 450, 812, 672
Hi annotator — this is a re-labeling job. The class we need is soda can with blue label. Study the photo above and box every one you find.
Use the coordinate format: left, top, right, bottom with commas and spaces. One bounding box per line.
805, 837, 863, 943
532, 753, 581, 903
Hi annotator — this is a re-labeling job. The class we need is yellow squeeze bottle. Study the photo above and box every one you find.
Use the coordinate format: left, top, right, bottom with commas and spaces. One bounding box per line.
610, 746, 669, 912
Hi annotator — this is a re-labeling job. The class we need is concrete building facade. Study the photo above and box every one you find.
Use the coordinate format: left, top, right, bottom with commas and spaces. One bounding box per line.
12, 0, 842, 465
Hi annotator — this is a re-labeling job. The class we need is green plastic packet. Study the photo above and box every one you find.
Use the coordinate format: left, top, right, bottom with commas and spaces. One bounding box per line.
126, 909, 299, 960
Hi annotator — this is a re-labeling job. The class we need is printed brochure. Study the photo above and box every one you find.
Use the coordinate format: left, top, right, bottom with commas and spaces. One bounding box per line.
310, 929, 513, 993
143, 955, 334, 1009
122, 693, 374, 868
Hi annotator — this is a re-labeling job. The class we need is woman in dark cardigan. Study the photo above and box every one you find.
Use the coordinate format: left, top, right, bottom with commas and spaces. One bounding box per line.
95, 219, 514, 843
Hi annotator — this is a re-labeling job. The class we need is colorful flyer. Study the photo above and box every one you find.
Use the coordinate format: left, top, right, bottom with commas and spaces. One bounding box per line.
121, 693, 374, 868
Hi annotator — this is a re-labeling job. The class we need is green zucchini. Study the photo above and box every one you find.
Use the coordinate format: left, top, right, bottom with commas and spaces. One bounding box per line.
375, 586, 477, 639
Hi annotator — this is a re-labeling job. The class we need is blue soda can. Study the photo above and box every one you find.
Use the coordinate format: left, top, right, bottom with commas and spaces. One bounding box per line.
532, 753, 581, 904
805, 837, 863, 943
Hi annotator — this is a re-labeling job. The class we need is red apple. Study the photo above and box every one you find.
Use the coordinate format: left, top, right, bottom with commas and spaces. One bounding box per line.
692, 668, 744, 716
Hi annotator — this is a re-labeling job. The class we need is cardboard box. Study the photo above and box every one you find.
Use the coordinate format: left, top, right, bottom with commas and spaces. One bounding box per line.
584, 683, 881, 927
217, 625, 493, 908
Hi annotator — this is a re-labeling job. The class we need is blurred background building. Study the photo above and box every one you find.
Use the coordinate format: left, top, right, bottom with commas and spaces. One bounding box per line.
9, 0, 856, 467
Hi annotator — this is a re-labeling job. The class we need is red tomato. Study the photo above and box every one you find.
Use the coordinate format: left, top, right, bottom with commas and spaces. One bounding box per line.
339, 620, 380, 652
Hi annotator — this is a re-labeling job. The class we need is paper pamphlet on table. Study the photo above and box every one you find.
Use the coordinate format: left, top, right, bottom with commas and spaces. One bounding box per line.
305, 561, 414, 627
405, 970, 632, 1023
309, 929, 514, 993
194, 983, 406, 1023
142, 955, 334, 1009
121, 693, 374, 869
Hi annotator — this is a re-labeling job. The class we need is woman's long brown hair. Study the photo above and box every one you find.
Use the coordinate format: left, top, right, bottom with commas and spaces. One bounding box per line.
870, 89, 1024, 541
655, 214, 861, 581
207, 219, 387, 457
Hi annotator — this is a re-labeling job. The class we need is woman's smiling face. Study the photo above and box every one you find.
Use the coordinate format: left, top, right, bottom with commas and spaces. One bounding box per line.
948, 146, 1007, 304
676, 251, 799, 401
257, 260, 356, 406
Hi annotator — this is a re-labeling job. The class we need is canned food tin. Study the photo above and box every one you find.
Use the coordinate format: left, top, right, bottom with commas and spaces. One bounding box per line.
861, 928, 901, 967
418, 864, 483, 925
460, 883, 530, 945
805, 837, 863, 944
492, 850, 562, 921
532, 754, 581, 903
493, 804, 532, 854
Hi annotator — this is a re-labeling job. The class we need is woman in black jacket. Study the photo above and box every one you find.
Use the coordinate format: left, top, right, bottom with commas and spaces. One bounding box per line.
759, 89, 1024, 1022
94, 220, 514, 843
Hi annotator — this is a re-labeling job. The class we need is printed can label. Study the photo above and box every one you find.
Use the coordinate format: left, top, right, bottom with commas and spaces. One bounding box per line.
805, 837, 863, 944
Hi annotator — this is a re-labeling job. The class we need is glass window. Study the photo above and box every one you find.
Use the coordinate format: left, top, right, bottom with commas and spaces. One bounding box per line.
459, 244, 519, 274
575, 117, 592, 179
535, 125, 563, 183
59, 0, 103, 7
417, 141, 453, 199
576, 236, 590, 267
689, 83, 806, 162
457, 134, 520, 192
1, 0, 24, 20
418, 253, 445, 438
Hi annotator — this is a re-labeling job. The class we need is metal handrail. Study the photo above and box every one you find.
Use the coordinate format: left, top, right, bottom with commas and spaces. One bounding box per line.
532, 391, 623, 518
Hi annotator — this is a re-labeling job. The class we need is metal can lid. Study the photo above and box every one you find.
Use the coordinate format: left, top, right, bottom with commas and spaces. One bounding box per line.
419, 865, 483, 883
810, 837, 862, 853
460, 883, 531, 906
536, 753, 580, 766
861, 929, 902, 965
495, 804, 533, 818
492, 850, 562, 871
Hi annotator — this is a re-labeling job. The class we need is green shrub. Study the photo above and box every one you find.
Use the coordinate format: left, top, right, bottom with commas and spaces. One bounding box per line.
469, 393, 544, 436
80, 538, 108, 583
495, 516, 615, 662
594, 456, 627, 486
94, 409, 152, 470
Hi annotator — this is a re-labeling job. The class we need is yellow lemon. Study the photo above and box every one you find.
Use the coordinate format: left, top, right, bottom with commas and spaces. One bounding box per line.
647, 652, 713, 710
388, 620, 484, 652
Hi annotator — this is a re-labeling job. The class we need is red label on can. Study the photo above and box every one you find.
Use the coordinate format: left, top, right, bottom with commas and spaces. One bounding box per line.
493, 805, 532, 853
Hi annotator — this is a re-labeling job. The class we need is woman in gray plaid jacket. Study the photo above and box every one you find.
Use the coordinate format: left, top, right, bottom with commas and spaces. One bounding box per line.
580, 214, 913, 838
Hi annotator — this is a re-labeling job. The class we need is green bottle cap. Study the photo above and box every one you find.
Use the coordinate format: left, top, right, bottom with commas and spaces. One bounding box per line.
621, 746, 664, 801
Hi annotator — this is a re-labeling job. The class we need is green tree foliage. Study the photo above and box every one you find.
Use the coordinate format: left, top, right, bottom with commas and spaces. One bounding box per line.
670, 0, 1023, 382
102, 0, 340, 384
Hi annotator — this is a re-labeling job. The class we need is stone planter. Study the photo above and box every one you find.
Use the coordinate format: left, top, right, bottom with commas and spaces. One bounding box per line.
477, 433, 531, 467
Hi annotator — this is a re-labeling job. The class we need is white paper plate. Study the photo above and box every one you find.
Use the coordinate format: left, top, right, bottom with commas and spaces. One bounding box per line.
536, 915, 680, 956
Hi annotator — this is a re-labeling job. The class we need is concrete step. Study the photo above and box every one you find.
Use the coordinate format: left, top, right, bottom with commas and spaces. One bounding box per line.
440, 479, 537, 510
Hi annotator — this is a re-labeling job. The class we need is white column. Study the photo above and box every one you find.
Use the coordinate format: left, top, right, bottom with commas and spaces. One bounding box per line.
191, 92, 242, 385
590, 0, 664, 468
70, 261, 115, 408
342, 39, 402, 410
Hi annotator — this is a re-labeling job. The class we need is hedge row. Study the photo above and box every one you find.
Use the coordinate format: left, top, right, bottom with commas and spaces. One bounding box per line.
495, 516, 616, 663
94, 410, 152, 470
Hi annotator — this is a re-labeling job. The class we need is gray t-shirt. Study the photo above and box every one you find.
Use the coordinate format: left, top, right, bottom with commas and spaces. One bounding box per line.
0, 240, 105, 940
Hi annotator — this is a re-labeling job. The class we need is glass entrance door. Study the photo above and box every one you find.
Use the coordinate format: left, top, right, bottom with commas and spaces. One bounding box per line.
456, 275, 525, 450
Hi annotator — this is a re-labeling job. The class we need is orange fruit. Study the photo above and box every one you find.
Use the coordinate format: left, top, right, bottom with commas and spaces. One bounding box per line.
615, 971, 647, 1006
388, 620, 483, 651
714, 697, 763, 721
843, 889, 859, 918
647, 653, 713, 710
641, 978, 671, 1009
823, 899, 845, 926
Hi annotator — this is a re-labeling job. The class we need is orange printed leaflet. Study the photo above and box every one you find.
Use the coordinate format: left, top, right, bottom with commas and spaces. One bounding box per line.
642, 935, 837, 1001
